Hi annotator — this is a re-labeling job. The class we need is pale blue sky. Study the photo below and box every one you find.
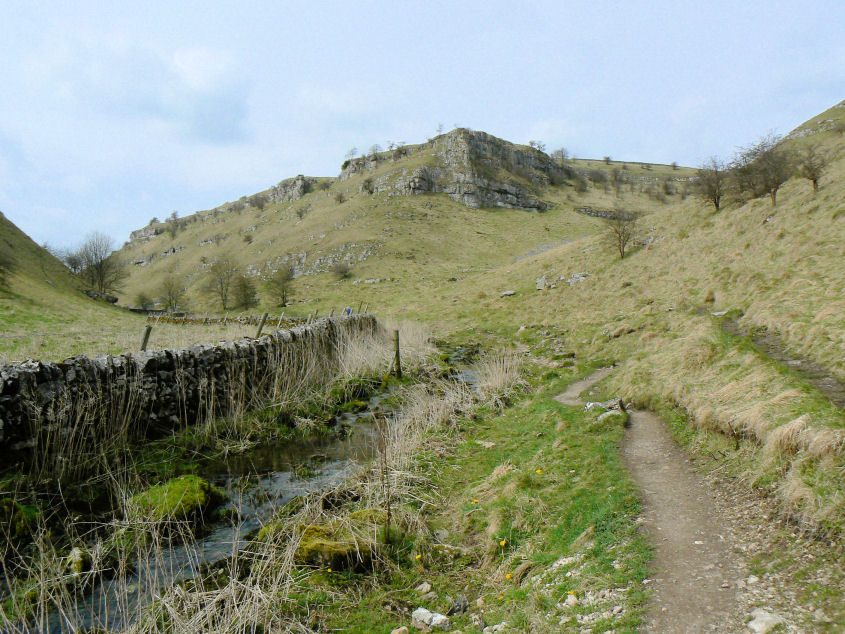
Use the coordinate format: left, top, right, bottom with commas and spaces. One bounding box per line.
1, 1, 843, 247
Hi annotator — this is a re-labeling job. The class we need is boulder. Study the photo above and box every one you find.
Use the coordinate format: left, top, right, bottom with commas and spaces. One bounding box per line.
411, 607, 451, 631
127, 475, 226, 525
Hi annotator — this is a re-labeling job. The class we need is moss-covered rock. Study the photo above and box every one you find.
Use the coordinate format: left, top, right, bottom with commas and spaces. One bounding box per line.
127, 475, 226, 525
293, 508, 388, 570
65, 546, 92, 576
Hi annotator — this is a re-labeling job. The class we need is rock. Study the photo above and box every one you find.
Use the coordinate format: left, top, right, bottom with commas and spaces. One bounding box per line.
711, 310, 728, 316
420, 591, 438, 602
597, 409, 628, 426
482, 624, 506, 633
411, 607, 451, 631
471, 613, 487, 629
564, 593, 578, 607
292, 508, 388, 570
391, 628, 409, 634
747, 608, 782, 633
500, 290, 516, 297
475, 597, 485, 608
746, 575, 760, 585
535, 275, 548, 291
127, 475, 226, 525
446, 594, 468, 615
415, 581, 433, 594
66, 546, 92, 576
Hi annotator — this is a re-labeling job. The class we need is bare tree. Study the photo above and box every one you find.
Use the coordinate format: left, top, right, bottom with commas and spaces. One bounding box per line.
550, 148, 569, 166
62, 248, 85, 274
263, 263, 295, 307
345, 147, 358, 161
159, 273, 187, 312
603, 212, 638, 259
207, 255, 238, 310
603, 156, 611, 165
248, 194, 268, 211
231, 274, 258, 309
528, 140, 546, 152
135, 291, 155, 310
79, 232, 126, 293
697, 157, 726, 211
797, 144, 826, 193
731, 133, 793, 206
368, 144, 383, 159
611, 168, 625, 198
332, 261, 352, 280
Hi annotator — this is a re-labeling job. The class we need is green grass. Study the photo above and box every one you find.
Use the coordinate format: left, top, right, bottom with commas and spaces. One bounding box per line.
294, 363, 650, 632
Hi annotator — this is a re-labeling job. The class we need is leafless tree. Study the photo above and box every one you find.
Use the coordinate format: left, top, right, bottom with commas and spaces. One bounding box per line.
332, 261, 352, 279
550, 148, 569, 166
159, 273, 187, 312
207, 255, 238, 310
528, 140, 546, 152
231, 274, 258, 309
263, 263, 295, 307
79, 232, 126, 293
345, 147, 358, 161
368, 144, 383, 159
797, 144, 826, 193
135, 291, 155, 310
603, 212, 638, 259
611, 168, 625, 198
697, 157, 726, 211
731, 133, 793, 206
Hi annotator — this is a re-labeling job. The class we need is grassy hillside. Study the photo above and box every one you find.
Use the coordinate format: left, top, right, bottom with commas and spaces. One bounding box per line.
0, 213, 145, 363
398, 102, 845, 531
114, 132, 694, 319
0, 214, 268, 363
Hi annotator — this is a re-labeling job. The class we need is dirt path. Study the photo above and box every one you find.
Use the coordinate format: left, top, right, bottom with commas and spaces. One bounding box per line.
722, 318, 845, 408
620, 408, 745, 632
557, 369, 745, 632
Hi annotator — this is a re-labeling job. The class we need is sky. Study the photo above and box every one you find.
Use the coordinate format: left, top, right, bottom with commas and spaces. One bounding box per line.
1, 1, 843, 248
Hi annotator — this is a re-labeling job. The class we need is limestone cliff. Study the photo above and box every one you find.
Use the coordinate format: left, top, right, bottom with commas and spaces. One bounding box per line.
339, 129, 568, 211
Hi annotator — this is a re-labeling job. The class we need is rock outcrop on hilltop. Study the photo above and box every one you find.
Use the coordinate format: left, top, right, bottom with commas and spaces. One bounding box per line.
340, 129, 569, 211
271, 175, 318, 203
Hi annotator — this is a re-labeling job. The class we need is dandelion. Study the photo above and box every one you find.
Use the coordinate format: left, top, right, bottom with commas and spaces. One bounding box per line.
327, 568, 333, 573
505, 573, 513, 579
567, 590, 574, 595
498, 595, 504, 600
471, 499, 479, 505
415, 554, 422, 560
499, 539, 507, 547
535, 468, 543, 474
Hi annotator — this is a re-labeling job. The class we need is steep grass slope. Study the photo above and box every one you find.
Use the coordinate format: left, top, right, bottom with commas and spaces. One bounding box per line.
114, 129, 693, 317
416, 101, 845, 531
0, 213, 152, 363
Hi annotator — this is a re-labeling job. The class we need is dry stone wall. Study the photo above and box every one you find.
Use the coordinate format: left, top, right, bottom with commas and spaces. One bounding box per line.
0, 315, 379, 459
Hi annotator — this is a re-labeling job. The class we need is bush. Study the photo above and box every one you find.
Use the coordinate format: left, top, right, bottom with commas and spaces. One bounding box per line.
334, 192, 346, 204
332, 261, 352, 279
232, 274, 258, 309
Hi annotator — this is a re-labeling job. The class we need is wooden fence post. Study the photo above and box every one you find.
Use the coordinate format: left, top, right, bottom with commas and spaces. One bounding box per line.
255, 312, 269, 338
393, 329, 402, 379
140, 325, 153, 352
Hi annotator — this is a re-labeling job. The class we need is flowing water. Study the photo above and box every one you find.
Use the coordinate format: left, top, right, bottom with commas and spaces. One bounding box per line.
22, 359, 481, 633
34, 394, 391, 634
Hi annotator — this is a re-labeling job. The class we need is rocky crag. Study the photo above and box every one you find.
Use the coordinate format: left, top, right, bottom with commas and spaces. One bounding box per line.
340, 128, 569, 211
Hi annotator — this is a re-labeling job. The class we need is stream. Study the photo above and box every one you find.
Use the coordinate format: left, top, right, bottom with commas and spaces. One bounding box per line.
36, 393, 391, 634
23, 357, 480, 633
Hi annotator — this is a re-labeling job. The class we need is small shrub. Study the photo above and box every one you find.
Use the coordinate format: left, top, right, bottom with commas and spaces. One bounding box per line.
332, 261, 352, 279
334, 192, 346, 204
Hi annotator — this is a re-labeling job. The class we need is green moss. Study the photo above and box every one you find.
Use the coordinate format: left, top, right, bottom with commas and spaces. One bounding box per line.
128, 475, 226, 524
292, 509, 388, 570
0, 497, 38, 549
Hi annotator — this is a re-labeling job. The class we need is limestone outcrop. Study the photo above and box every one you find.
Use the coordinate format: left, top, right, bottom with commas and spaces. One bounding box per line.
339, 129, 569, 211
